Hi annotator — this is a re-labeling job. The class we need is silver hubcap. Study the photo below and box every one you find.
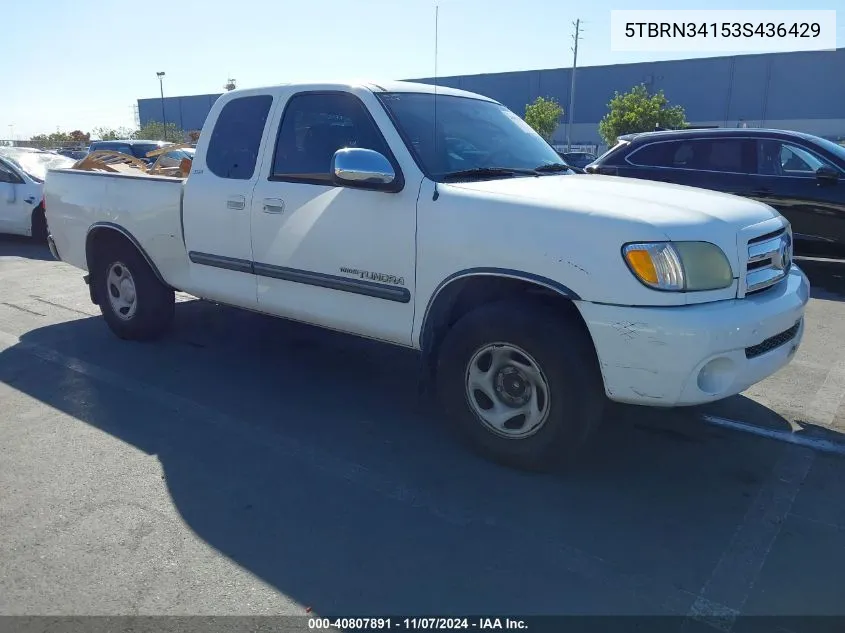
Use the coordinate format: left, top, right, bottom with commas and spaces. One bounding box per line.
465, 343, 551, 439
106, 262, 137, 321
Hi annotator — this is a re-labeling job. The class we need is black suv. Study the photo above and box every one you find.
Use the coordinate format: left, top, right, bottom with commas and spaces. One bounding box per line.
586, 128, 845, 258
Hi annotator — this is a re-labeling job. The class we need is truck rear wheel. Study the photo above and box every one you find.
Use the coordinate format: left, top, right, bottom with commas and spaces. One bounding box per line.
93, 241, 175, 341
435, 299, 605, 472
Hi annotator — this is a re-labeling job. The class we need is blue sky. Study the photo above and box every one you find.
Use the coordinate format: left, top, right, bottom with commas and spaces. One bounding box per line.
2, 0, 841, 138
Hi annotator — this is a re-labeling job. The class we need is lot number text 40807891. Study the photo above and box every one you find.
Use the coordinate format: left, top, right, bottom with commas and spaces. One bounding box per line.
308, 617, 528, 630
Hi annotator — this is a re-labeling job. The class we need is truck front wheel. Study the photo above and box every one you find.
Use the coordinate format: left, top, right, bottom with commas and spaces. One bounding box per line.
436, 299, 605, 472
93, 241, 175, 341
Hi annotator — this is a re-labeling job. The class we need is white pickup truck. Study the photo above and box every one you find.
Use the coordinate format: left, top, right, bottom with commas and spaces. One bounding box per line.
44, 80, 810, 471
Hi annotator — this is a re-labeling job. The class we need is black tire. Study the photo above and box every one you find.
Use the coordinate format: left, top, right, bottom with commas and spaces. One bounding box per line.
31, 207, 48, 243
435, 299, 605, 472
92, 240, 175, 341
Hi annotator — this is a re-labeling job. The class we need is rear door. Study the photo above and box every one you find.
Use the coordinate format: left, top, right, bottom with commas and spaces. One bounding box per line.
181, 91, 277, 307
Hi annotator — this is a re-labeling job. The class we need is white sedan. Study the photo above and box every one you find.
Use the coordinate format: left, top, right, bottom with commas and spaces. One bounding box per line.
0, 147, 75, 241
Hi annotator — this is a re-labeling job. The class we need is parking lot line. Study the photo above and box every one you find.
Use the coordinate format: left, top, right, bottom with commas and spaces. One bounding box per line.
701, 415, 845, 456
686, 446, 816, 632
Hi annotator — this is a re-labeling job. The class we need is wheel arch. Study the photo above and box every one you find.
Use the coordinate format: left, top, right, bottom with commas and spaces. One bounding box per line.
85, 223, 172, 304
30, 201, 45, 224
419, 268, 587, 379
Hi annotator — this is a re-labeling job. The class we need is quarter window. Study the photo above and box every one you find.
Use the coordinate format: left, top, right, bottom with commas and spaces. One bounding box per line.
272, 92, 393, 182
626, 142, 675, 167
206, 94, 274, 180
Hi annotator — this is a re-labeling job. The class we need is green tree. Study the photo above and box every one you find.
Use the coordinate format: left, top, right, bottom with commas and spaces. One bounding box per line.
68, 130, 90, 144
91, 126, 135, 141
135, 120, 185, 142
524, 96, 563, 142
598, 84, 687, 147
30, 132, 71, 145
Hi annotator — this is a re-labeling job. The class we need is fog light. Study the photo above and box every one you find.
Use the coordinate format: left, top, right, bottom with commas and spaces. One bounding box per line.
697, 357, 736, 395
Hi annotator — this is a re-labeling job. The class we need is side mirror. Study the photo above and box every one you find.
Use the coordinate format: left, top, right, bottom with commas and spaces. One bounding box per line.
816, 165, 840, 184
331, 148, 399, 192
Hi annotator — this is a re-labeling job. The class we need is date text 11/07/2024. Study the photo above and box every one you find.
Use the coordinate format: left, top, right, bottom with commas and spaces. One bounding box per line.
308, 617, 528, 630
624, 21, 822, 38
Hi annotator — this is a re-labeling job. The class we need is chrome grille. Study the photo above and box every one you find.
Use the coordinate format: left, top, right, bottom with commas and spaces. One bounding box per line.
744, 227, 792, 295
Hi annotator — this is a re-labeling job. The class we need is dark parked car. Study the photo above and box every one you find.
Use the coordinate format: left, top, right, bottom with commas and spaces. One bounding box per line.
558, 151, 597, 169
586, 128, 845, 258
56, 148, 88, 160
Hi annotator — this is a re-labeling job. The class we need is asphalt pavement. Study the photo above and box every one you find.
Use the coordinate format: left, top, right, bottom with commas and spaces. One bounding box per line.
1, 236, 845, 632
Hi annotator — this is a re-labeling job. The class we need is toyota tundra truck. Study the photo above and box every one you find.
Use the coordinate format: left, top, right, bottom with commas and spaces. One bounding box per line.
42, 80, 810, 471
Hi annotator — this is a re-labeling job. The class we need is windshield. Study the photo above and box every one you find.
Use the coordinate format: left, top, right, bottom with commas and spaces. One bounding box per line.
0, 148, 76, 183
377, 92, 568, 180
812, 136, 845, 165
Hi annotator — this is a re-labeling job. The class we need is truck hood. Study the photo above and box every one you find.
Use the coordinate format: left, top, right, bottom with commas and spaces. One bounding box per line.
447, 173, 780, 234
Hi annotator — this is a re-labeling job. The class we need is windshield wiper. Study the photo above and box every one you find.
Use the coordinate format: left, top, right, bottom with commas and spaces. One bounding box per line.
440, 167, 537, 182
533, 162, 572, 173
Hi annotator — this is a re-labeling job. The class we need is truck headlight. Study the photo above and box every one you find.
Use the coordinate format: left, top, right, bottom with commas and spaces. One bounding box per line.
622, 241, 733, 292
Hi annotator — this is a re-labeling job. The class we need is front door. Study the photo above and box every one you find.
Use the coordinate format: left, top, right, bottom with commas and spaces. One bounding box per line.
181, 92, 277, 306
0, 158, 37, 236
250, 89, 418, 346
749, 139, 845, 257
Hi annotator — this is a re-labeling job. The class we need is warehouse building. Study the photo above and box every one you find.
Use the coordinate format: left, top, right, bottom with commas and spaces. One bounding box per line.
138, 47, 844, 150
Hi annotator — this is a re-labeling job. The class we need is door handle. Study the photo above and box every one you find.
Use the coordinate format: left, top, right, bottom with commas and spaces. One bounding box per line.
24, 196, 37, 204
226, 195, 246, 210
263, 198, 285, 214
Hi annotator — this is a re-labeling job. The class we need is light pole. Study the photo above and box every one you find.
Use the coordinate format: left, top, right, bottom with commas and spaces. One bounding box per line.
156, 71, 167, 141
566, 19, 582, 153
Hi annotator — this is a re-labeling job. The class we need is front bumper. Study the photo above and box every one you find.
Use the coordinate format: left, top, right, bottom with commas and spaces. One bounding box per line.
577, 266, 810, 407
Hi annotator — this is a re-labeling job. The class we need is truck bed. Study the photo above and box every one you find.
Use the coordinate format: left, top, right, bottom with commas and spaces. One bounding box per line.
45, 169, 191, 288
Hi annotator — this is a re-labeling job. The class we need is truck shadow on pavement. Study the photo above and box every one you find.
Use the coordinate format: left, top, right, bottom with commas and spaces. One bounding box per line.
0, 235, 54, 261
795, 257, 845, 302
3, 299, 845, 618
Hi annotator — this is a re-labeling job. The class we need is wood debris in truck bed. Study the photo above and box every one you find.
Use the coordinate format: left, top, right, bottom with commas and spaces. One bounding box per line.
71, 142, 193, 178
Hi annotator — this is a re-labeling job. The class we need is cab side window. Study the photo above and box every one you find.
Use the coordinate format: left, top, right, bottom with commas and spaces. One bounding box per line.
206, 95, 274, 180
271, 92, 393, 183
